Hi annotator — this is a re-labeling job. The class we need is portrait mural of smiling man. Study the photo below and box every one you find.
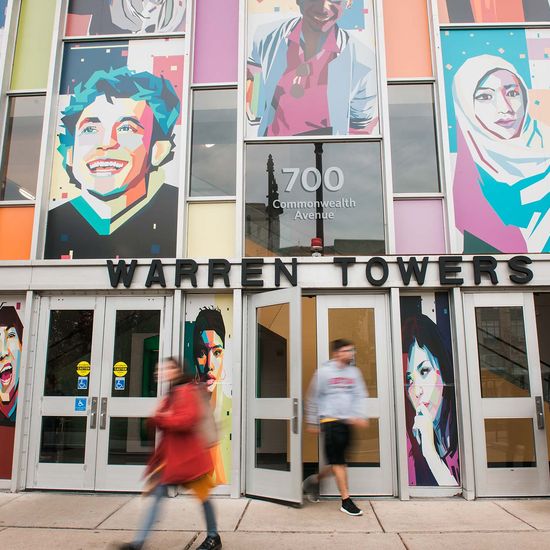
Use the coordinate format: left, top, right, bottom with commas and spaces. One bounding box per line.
183, 296, 233, 487
45, 39, 183, 259
0, 299, 24, 480
442, 29, 550, 253
246, 0, 379, 138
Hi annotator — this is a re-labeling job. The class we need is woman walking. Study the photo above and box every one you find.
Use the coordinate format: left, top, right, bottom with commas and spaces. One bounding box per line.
119, 357, 222, 550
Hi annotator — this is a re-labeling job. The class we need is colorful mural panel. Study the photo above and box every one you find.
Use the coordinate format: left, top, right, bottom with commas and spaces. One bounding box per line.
45, 39, 184, 259
401, 293, 460, 487
66, 0, 186, 36
246, 0, 379, 138
0, 298, 24, 480
184, 296, 232, 486
442, 29, 550, 253
438, 0, 550, 23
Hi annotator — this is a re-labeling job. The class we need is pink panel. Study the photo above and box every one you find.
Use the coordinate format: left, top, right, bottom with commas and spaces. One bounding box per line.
193, 0, 239, 84
394, 199, 446, 255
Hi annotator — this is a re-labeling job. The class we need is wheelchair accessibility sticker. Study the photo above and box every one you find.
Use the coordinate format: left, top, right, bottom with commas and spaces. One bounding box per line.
75, 398, 87, 412
115, 377, 126, 391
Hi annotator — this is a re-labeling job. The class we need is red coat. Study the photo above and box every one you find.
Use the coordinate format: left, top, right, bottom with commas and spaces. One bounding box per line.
147, 383, 213, 485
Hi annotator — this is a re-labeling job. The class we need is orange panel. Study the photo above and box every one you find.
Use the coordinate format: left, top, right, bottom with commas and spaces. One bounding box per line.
383, 0, 433, 78
0, 206, 34, 260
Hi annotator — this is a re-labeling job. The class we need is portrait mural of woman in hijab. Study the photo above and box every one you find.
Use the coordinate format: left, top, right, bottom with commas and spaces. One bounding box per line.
442, 28, 550, 253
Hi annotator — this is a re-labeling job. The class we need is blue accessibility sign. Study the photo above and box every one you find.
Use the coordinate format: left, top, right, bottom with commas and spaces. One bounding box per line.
114, 377, 126, 391
77, 376, 88, 390
74, 398, 87, 412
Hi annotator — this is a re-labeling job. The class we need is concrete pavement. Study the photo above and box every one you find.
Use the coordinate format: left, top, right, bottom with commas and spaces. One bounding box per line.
1, 492, 549, 549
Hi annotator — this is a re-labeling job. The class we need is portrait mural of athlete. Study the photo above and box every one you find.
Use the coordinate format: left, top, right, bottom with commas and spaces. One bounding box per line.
246, 0, 379, 137
45, 40, 183, 259
184, 298, 233, 487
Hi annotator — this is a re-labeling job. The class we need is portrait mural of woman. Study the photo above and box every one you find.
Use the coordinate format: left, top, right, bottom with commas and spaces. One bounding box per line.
66, 0, 186, 36
44, 39, 184, 259
442, 29, 550, 253
401, 296, 460, 487
184, 296, 233, 487
0, 301, 24, 480
246, 0, 379, 138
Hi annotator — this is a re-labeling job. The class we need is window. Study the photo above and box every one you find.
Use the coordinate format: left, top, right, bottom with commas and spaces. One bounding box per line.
190, 89, 237, 197
245, 141, 385, 257
0, 95, 45, 201
389, 84, 439, 193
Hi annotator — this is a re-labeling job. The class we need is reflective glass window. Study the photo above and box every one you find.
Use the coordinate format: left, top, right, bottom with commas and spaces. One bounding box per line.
0, 95, 45, 201
245, 142, 384, 256
190, 89, 237, 196
475, 307, 530, 398
389, 84, 439, 193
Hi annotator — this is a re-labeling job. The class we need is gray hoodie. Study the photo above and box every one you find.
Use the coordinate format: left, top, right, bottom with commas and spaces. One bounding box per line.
305, 359, 369, 424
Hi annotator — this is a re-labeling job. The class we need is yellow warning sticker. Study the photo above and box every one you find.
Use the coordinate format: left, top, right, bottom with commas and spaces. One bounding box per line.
76, 361, 91, 377
113, 361, 128, 377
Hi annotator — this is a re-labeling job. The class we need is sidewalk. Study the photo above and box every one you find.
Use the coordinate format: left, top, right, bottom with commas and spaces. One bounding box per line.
1, 491, 550, 549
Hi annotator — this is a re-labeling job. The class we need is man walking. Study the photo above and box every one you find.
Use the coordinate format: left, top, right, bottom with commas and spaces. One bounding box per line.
304, 338, 368, 516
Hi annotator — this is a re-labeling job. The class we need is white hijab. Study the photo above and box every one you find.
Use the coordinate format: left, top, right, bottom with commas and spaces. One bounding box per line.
452, 55, 550, 205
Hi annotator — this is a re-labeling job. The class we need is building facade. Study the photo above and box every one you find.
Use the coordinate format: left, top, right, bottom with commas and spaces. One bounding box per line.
0, 0, 549, 501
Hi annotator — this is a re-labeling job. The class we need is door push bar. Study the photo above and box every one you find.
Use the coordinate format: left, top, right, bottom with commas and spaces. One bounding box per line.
100, 397, 108, 430
292, 398, 299, 434
90, 397, 98, 429
535, 396, 545, 430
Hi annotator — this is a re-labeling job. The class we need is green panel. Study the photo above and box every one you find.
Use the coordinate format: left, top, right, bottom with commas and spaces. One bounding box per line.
11, 0, 56, 90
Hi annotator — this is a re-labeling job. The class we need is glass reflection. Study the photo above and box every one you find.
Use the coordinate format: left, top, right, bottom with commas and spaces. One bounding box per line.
255, 419, 290, 471
111, 310, 160, 398
475, 307, 530, 398
245, 142, 384, 256
190, 89, 237, 196
44, 310, 94, 397
388, 84, 439, 193
39, 416, 86, 464
0, 96, 45, 201
108, 417, 154, 465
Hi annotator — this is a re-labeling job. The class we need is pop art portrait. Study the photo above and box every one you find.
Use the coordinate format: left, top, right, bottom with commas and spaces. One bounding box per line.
0, 300, 24, 480
400, 294, 460, 487
184, 296, 233, 487
66, 0, 186, 36
442, 29, 550, 253
45, 39, 184, 259
246, 0, 379, 138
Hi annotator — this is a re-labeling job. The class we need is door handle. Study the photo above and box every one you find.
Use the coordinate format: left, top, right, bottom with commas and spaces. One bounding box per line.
291, 398, 299, 434
535, 396, 545, 430
90, 397, 98, 429
100, 397, 108, 430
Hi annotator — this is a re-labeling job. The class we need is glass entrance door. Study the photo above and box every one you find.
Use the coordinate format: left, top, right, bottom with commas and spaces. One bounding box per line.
245, 288, 302, 504
464, 293, 550, 496
28, 296, 170, 491
315, 295, 393, 495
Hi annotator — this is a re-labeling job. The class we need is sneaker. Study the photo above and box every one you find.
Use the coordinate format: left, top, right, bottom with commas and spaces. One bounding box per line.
197, 534, 222, 549
302, 474, 320, 502
115, 543, 142, 550
340, 498, 363, 516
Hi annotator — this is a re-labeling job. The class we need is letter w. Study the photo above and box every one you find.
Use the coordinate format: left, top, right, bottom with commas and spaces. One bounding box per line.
107, 260, 137, 288
397, 257, 429, 286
